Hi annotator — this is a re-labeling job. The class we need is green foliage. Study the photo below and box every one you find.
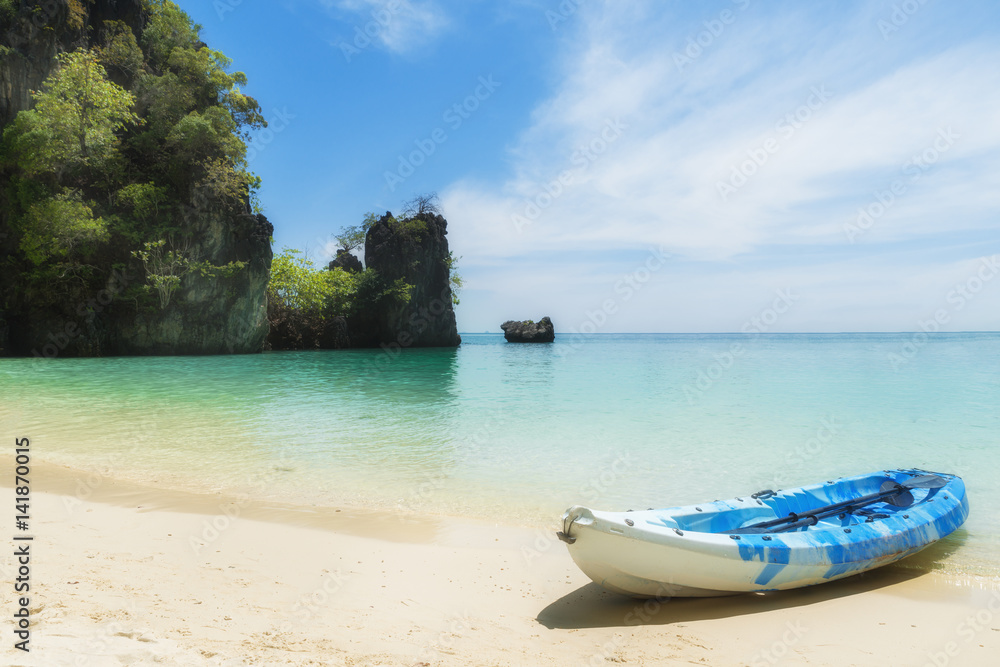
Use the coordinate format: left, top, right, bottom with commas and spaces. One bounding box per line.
267, 248, 413, 329
115, 182, 168, 222
334, 213, 378, 253
392, 216, 427, 241
134, 71, 194, 134
224, 86, 266, 142
166, 106, 244, 170
446, 252, 463, 305
35, 50, 140, 163
3, 50, 140, 177
139, 3, 265, 136
112, 182, 170, 242
189, 259, 245, 279
196, 156, 256, 210
132, 239, 185, 308
268, 249, 358, 316
133, 3, 265, 202
0, 49, 138, 273
142, 0, 200, 70
0, 0, 15, 27
335, 226, 367, 254
359, 210, 428, 243
352, 268, 412, 310
20, 190, 109, 265
66, 0, 87, 31
247, 172, 264, 214
132, 239, 245, 309
97, 21, 144, 77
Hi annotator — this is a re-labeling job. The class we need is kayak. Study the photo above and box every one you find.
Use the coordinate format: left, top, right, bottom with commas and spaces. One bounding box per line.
557, 468, 968, 598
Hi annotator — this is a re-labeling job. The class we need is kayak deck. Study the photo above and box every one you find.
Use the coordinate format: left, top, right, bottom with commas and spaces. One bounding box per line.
559, 469, 969, 598
657, 473, 926, 533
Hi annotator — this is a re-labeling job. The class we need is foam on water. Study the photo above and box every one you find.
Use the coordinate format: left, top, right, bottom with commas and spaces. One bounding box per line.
1, 333, 997, 577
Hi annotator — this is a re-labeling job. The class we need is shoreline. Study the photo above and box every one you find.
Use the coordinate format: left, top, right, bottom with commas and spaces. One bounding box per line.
16, 460, 556, 545
18, 458, 992, 578
1, 464, 998, 665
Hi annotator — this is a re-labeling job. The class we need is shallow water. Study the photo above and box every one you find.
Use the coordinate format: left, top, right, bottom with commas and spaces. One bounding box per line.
2, 333, 997, 577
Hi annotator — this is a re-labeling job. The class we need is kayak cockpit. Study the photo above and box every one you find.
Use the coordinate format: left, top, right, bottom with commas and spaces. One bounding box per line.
645, 471, 948, 536
650, 505, 773, 533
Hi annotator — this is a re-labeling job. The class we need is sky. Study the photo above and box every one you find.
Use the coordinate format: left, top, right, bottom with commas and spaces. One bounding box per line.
179, 0, 1000, 333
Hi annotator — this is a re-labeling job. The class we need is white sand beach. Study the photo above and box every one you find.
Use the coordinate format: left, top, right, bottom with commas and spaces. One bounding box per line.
2, 464, 998, 666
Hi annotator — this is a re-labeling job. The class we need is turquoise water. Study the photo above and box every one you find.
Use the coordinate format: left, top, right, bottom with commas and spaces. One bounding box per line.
1, 333, 998, 577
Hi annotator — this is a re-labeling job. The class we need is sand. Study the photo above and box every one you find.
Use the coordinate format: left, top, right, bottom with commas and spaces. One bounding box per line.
1, 464, 998, 666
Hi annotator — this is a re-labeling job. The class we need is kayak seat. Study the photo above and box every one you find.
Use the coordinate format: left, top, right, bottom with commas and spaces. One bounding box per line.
662, 506, 775, 533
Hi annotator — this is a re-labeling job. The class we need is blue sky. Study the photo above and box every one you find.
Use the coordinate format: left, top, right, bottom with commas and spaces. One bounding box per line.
180, 0, 1000, 333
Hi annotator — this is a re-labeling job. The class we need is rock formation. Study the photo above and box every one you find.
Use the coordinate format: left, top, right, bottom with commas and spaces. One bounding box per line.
328, 249, 363, 274
111, 205, 273, 355
501, 317, 555, 343
348, 212, 461, 348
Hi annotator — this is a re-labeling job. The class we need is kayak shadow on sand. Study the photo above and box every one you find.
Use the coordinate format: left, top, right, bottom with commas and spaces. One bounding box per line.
536, 534, 966, 630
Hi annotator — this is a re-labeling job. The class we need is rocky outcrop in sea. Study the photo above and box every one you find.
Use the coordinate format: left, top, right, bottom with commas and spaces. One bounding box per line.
501, 317, 554, 343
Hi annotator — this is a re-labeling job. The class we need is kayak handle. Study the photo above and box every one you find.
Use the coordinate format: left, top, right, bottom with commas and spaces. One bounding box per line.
558, 514, 580, 544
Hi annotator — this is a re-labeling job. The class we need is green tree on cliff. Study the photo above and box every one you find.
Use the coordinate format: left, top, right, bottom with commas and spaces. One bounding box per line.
5, 50, 140, 176
1, 0, 266, 309
2, 50, 140, 265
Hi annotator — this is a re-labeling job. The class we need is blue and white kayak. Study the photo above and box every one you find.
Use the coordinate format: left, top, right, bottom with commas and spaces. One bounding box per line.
558, 468, 968, 598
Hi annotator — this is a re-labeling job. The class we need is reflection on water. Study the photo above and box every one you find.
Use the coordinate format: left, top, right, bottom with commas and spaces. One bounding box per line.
1, 332, 998, 578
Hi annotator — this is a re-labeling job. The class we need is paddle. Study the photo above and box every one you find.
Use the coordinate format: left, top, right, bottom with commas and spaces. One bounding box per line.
728, 474, 947, 535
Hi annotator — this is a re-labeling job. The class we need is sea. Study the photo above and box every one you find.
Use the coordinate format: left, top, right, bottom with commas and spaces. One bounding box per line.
2, 332, 997, 580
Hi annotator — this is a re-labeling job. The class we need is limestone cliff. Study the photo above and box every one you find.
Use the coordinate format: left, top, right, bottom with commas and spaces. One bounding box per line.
110, 202, 273, 356
0, 0, 272, 356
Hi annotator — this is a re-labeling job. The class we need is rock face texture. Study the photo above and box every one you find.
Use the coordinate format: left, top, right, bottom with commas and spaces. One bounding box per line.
111, 205, 273, 356
0, 1, 272, 356
349, 212, 460, 348
501, 317, 555, 343
1, 1, 146, 128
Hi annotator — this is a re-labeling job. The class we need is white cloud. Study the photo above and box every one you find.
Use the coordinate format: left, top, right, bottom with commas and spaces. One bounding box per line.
324, 0, 449, 54
443, 3, 1000, 265
443, 2, 1000, 332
